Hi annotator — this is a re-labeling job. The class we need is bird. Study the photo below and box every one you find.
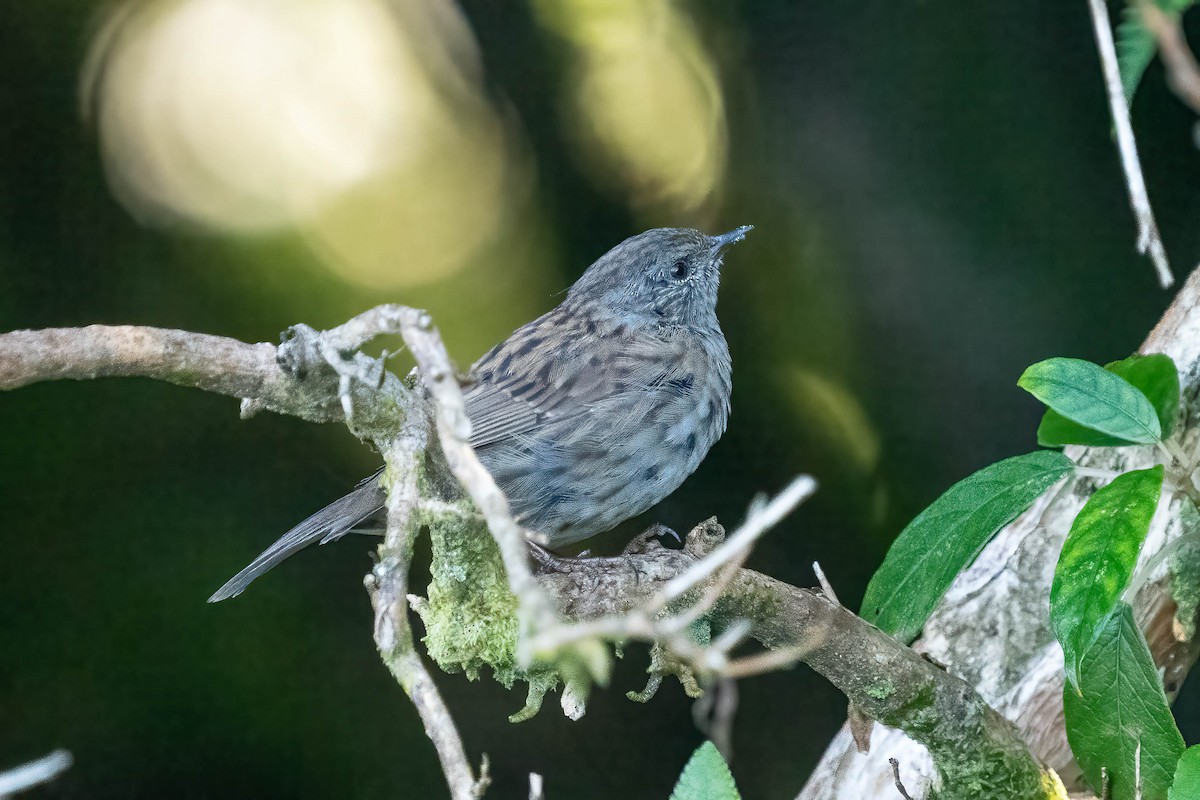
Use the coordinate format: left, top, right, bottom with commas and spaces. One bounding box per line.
209, 225, 751, 602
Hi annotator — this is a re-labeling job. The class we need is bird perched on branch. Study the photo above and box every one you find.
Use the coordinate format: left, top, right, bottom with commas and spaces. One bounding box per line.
209, 225, 752, 601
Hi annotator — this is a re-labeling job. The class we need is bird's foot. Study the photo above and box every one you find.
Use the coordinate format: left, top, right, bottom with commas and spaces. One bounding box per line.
623, 523, 681, 555
527, 540, 579, 573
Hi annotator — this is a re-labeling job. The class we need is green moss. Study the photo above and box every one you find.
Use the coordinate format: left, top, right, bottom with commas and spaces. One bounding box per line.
404, 469, 565, 719
1170, 499, 1200, 641
418, 501, 521, 684
926, 752, 1067, 800
864, 678, 894, 701
365, 389, 408, 438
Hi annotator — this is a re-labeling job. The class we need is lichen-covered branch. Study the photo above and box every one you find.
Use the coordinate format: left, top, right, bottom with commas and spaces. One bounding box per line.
0, 308, 1064, 798
534, 520, 1065, 800
367, 407, 488, 800
800, 259, 1200, 798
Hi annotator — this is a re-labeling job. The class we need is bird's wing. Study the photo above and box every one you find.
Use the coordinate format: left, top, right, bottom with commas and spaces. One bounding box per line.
463, 314, 684, 449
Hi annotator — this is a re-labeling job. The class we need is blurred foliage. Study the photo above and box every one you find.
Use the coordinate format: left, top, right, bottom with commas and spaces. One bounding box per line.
1116, 0, 1196, 106
2, 1, 1200, 798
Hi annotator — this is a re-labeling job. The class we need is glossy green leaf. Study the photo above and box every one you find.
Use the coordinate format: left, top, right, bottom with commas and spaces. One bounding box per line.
1166, 743, 1200, 800
1064, 605, 1184, 800
1037, 355, 1180, 447
861, 451, 1074, 643
1019, 357, 1161, 445
1170, 745, 1200, 800
669, 742, 741, 800
1051, 466, 1163, 688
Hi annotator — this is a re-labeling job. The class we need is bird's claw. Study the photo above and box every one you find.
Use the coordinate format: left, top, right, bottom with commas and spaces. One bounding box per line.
623, 523, 679, 555
527, 540, 576, 573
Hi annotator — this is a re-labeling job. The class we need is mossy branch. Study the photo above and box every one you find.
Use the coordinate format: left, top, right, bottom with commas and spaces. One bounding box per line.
1, 307, 1061, 799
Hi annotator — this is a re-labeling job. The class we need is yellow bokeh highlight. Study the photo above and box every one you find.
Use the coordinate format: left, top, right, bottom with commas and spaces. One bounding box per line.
83, 0, 527, 289
83, 0, 420, 231
536, 0, 728, 213
785, 369, 881, 477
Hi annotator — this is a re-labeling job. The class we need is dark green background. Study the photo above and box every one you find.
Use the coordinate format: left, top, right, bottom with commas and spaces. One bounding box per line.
4, 2, 1200, 798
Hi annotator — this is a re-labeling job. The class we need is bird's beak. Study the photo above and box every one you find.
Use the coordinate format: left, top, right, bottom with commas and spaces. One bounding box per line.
710, 224, 754, 253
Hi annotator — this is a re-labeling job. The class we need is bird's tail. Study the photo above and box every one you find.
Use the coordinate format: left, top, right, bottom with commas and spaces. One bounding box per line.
207, 475, 385, 602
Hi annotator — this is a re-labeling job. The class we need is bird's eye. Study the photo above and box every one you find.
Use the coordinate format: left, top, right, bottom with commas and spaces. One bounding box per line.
670, 260, 689, 280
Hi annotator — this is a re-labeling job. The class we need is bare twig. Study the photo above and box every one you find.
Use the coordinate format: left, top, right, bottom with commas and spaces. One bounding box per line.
389, 310, 559, 660
812, 561, 841, 606
366, 410, 487, 800
659, 477, 817, 607
0, 750, 73, 797
720, 641, 821, 679
526, 478, 818, 677
693, 677, 738, 761
310, 305, 559, 666
1087, 0, 1174, 288
0, 324, 412, 432
888, 758, 915, 800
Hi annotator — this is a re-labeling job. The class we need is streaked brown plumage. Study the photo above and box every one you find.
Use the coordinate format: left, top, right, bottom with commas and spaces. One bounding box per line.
210, 225, 750, 602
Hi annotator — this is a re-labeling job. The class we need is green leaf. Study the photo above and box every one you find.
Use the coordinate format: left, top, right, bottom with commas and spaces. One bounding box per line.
1169, 745, 1200, 800
1116, 1, 1197, 106
1051, 466, 1163, 688
1019, 357, 1161, 445
1065, 604, 1184, 800
861, 451, 1074, 643
1037, 354, 1180, 447
1118, 5, 1162, 106
669, 742, 741, 800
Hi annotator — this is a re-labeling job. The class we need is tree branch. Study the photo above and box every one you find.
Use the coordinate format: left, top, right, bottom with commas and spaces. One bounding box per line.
534, 520, 1061, 797
800, 268, 1200, 798
0, 750, 73, 797
0, 323, 412, 432
0, 309, 1061, 797
366, 409, 489, 800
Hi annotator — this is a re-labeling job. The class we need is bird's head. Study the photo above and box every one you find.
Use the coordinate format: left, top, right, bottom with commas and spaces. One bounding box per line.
565, 226, 752, 330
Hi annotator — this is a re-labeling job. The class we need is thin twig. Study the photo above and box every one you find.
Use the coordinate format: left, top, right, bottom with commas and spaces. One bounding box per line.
1087, 0, 1174, 289
367, 412, 485, 800
655, 482, 815, 639
888, 758, 915, 800
693, 677, 738, 762
329, 305, 558, 665
812, 561, 841, 606
0, 750, 73, 797
526, 478, 817, 662
721, 640, 821, 679
1074, 466, 1124, 481
659, 476, 818, 606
